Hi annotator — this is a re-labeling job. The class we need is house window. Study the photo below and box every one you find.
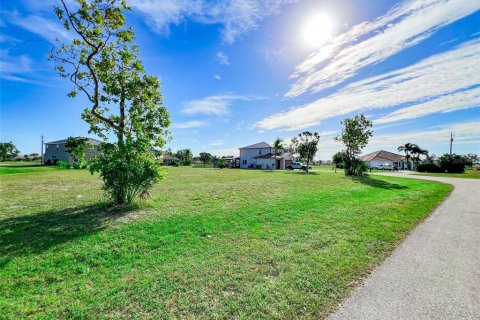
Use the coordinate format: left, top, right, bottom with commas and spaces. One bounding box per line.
259, 149, 262, 155
242, 160, 247, 165
45, 145, 49, 149
56, 144, 59, 150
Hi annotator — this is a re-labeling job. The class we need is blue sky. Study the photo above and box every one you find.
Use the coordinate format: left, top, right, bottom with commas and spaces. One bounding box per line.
1, 0, 479, 159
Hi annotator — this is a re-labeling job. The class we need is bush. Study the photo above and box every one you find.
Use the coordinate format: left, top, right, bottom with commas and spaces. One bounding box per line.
437, 154, 467, 173
89, 142, 165, 205
344, 159, 368, 176
56, 160, 71, 169
416, 163, 442, 173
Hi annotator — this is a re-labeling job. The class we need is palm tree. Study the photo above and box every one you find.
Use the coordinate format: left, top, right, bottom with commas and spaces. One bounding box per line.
398, 143, 413, 170
407, 144, 429, 169
273, 138, 284, 155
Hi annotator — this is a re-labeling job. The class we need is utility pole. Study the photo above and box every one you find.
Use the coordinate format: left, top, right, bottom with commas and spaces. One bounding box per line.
449, 132, 453, 155
41, 135, 44, 165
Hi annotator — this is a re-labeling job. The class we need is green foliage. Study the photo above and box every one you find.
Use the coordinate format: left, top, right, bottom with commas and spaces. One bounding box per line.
199, 152, 213, 164
416, 163, 442, 173
332, 151, 347, 168
335, 115, 373, 176
89, 142, 165, 204
176, 149, 193, 166
0, 142, 20, 161
217, 158, 228, 169
437, 153, 467, 173
65, 136, 92, 168
273, 138, 284, 155
51, 0, 170, 204
291, 131, 320, 173
56, 160, 71, 169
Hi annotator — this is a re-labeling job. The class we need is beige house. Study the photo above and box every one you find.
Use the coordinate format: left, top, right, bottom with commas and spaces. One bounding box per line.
360, 150, 406, 170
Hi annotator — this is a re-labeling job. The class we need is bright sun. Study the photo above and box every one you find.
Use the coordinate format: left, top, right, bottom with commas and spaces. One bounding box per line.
302, 13, 334, 47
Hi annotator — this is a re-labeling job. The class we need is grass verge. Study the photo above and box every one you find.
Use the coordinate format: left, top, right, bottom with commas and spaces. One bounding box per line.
0, 166, 452, 319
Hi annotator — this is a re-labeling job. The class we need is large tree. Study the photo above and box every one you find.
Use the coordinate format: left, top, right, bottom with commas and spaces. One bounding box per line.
332, 151, 346, 169
199, 152, 213, 164
398, 143, 414, 170
0, 142, 19, 161
291, 131, 320, 173
176, 149, 193, 166
51, 0, 170, 204
335, 115, 373, 176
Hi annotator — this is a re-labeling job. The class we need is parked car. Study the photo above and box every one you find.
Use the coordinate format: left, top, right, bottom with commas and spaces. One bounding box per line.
377, 163, 394, 171
287, 161, 307, 171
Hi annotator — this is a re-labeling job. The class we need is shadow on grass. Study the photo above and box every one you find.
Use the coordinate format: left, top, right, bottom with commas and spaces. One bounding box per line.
351, 176, 409, 190
287, 170, 320, 175
0, 203, 138, 266
0, 163, 43, 168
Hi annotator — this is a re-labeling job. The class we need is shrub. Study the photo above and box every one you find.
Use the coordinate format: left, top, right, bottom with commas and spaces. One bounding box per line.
217, 159, 228, 169
437, 154, 467, 173
89, 142, 165, 205
416, 163, 442, 173
56, 160, 71, 169
344, 159, 368, 176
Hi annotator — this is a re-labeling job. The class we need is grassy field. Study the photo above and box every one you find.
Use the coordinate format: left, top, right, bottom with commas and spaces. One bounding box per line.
0, 162, 63, 175
0, 166, 452, 319
415, 169, 480, 179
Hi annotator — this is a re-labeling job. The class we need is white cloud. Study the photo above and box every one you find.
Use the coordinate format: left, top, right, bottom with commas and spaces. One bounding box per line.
213, 74, 221, 80
216, 51, 230, 66
210, 147, 239, 157
170, 120, 208, 129
6, 10, 71, 43
255, 39, 480, 131
376, 86, 480, 124
287, 0, 480, 97
183, 94, 264, 116
0, 49, 33, 82
130, 0, 296, 43
209, 140, 224, 146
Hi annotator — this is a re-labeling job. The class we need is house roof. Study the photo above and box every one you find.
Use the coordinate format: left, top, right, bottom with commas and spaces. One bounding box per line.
45, 138, 103, 145
360, 150, 405, 162
239, 142, 271, 149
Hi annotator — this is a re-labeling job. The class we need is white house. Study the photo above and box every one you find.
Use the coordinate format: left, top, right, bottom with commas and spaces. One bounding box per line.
360, 150, 406, 169
239, 142, 293, 170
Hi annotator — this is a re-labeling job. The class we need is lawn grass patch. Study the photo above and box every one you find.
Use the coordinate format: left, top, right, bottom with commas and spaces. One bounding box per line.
415, 170, 480, 179
0, 167, 452, 319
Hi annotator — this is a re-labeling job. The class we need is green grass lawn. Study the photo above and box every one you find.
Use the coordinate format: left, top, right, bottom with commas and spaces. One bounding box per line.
415, 169, 480, 179
0, 166, 452, 319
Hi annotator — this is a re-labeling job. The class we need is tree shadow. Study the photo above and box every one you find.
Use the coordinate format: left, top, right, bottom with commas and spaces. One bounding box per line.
350, 176, 409, 190
0, 164, 43, 168
0, 203, 138, 267
287, 171, 320, 175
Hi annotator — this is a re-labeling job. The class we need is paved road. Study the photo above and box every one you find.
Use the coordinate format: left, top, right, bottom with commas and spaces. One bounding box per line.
330, 172, 480, 320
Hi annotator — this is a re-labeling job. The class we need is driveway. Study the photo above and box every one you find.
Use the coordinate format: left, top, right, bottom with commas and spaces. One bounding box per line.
329, 172, 480, 320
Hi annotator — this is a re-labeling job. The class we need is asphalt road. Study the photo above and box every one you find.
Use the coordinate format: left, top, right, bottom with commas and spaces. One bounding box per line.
329, 173, 480, 320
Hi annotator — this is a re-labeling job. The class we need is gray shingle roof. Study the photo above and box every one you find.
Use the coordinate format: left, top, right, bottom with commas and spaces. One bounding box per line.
239, 142, 271, 149
360, 150, 405, 162
45, 138, 103, 145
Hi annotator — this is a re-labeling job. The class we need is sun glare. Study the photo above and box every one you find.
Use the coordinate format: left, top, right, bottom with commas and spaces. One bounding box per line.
302, 13, 334, 47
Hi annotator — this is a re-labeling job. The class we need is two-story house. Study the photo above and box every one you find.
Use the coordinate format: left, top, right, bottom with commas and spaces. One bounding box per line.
44, 138, 102, 164
239, 142, 293, 170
